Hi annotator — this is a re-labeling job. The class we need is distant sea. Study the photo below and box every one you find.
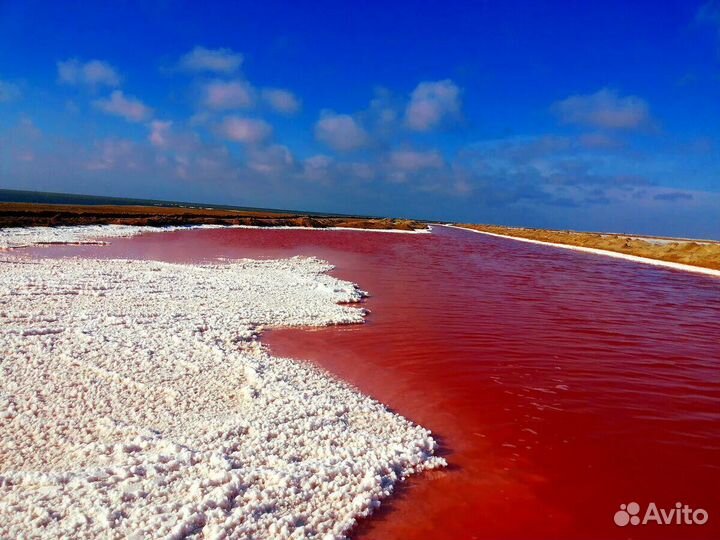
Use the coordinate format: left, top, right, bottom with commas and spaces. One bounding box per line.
0, 188, 378, 219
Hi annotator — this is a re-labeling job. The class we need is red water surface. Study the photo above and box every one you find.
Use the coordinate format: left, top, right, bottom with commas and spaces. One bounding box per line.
30, 226, 720, 539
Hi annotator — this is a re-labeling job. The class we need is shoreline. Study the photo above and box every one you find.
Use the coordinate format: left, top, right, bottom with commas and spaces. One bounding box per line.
0, 202, 428, 232
447, 225, 720, 278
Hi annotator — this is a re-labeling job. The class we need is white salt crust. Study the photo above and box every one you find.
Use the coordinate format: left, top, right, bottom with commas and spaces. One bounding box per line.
0, 254, 445, 539
0, 224, 199, 250
446, 225, 720, 278
0, 223, 430, 250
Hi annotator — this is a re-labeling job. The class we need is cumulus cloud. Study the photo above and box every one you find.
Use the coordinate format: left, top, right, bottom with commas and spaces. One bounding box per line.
93, 90, 152, 122
261, 88, 301, 114
552, 88, 651, 130
202, 80, 254, 110
404, 79, 462, 131
57, 58, 121, 88
315, 111, 369, 151
178, 46, 243, 74
216, 116, 272, 143
0, 80, 21, 102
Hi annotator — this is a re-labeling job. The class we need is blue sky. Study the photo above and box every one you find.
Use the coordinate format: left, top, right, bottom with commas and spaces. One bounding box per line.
1, 0, 719, 237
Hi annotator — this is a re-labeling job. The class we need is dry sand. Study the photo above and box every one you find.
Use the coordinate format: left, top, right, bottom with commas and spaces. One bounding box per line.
457, 224, 720, 272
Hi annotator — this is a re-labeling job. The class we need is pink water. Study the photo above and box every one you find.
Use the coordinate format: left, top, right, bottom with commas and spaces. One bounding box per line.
30, 225, 720, 539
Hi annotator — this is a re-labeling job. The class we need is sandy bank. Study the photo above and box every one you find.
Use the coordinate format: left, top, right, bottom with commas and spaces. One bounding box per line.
452, 225, 720, 278
0, 255, 444, 538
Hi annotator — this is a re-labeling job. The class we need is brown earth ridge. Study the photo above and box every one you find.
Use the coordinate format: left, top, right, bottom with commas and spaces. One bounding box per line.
458, 224, 720, 271
0, 202, 426, 231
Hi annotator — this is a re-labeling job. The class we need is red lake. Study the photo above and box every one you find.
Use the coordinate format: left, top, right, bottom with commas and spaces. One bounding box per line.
28, 225, 720, 539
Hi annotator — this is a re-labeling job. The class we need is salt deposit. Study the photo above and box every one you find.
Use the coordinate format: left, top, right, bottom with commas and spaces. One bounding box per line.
0, 223, 429, 250
0, 224, 201, 249
0, 254, 445, 538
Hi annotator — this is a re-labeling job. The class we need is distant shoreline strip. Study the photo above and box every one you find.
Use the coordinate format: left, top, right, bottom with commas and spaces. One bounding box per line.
445, 225, 720, 278
231, 224, 432, 234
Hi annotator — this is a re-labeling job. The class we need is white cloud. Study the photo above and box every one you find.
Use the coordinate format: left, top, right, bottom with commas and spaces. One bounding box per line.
314, 111, 369, 151
86, 139, 138, 171
302, 155, 334, 182
178, 46, 244, 74
248, 144, 294, 174
57, 59, 121, 88
389, 149, 444, 171
0, 80, 21, 102
93, 90, 152, 122
216, 116, 272, 143
552, 88, 651, 130
385, 149, 445, 183
148, 120, 173, 148
261, 88, 301, 114
404, 79, 462, 131
202, 80, 254, 110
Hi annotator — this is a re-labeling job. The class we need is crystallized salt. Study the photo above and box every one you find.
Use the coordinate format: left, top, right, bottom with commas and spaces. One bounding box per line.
0, 253, 445, 539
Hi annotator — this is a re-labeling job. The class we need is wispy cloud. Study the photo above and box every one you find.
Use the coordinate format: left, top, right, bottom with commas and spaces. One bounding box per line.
216, 116, 272, 143
57, 58, 121, 88
654, 191, 693, 202
315, 111, 369, 151
93, 90, 152, 122
261, 88, 301, 114
697, 1, 720, 28
86, 139, 139, 171
388, 149, 444, 172
247, 144, 295, 174
404, 79, 462, 131
0, 80, 21, 102
552, 88, 651, 130
178, 46, 243, 74
148, 120, 173, 148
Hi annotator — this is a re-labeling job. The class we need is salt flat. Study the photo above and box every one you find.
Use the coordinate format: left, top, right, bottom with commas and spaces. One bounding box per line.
0, 253, 444, 539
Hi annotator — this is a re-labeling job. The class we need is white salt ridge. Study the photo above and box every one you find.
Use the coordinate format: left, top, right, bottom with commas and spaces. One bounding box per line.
0, 255, 445, 539
0, 224, 203, 249
0, 223, 430, 249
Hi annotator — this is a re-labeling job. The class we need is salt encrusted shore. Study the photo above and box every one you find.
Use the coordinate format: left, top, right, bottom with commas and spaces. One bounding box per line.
0, 224, 197, 249
0, 254, 445, 538
0, 224, 430, 250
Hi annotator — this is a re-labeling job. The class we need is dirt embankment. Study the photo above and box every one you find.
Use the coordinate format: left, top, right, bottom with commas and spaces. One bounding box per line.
0, 203, 426, 232
458, 224, 720, 271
